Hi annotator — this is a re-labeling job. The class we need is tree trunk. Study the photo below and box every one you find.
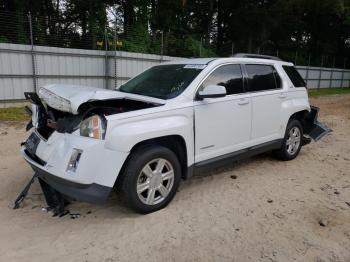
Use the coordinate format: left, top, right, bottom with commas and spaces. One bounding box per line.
216, 0, 223, 53
88, 1, 97, 49
206, 0, 214, 45
122, 0, 135, 35
150, 0, 157, 43
247, 32, 253, 53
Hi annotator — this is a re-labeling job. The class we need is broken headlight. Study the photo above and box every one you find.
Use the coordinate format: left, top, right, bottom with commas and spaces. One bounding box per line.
80, 115, 106, 139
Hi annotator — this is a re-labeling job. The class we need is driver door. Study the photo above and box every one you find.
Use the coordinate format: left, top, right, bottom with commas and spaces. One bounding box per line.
194, 64, 252, 163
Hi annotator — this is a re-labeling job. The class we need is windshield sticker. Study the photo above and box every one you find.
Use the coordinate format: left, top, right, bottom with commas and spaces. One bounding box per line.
184, 64, 207, 69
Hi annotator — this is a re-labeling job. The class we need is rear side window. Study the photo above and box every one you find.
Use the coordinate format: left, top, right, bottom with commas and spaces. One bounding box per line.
246, 64, 281, 92
202, 64, 244, 95
282, 66, 306, 87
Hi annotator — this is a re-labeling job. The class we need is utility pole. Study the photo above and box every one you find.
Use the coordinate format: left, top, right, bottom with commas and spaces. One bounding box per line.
305, 54, 311, 88
329, 57, 335, 89
114, 22, 117, 89
104, 28, 108, 89
28, 12, 37, 92
340, 58, 347, 88
161, 31, 164, 61
317, 55, 324, 89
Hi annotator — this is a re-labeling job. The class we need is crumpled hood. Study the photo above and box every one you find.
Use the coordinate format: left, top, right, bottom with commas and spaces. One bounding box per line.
38, 84, 164, 114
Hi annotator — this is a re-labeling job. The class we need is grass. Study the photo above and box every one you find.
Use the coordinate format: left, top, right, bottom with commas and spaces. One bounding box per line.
308, 87, 350, 97
0, 107, 30, 121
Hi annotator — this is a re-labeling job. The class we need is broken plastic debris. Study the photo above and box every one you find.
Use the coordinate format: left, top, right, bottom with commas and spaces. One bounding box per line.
318, 218, 329, 227
70, 213, 81, 219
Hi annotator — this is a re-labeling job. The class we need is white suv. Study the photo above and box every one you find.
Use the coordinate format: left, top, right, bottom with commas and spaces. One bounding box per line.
22, 54, 330, 214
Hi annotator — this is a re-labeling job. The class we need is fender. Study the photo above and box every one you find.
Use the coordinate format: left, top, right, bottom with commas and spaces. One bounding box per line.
280, 96, 310, 134
104, 114, 194, 165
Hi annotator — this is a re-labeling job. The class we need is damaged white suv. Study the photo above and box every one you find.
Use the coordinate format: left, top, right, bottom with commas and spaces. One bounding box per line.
21, 54, 330, 214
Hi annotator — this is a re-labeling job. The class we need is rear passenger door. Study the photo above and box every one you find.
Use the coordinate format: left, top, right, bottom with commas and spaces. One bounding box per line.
243, 64, 285, 145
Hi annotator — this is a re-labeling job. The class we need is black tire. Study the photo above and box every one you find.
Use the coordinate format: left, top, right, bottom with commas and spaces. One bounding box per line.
118, 145, 181, 214
274, 119, 303, 161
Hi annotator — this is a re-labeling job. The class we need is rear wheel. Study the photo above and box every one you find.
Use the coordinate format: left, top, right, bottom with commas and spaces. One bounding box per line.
118, 145, 181, 214
275, 119, 303, 161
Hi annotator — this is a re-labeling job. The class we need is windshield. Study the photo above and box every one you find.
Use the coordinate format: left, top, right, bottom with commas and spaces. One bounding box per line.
119, 64, 204, 99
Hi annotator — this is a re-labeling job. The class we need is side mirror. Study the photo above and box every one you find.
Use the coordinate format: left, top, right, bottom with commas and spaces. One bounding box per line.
197, 85, 227, 100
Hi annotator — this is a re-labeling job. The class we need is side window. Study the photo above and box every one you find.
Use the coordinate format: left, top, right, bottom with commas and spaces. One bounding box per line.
282, 65, 306, 87
202, 64, 244, 95
246, 64, 281, 92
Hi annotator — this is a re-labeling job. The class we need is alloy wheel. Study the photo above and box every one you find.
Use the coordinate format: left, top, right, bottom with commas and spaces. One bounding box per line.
286, 126, 301, 155
136, 158, 175, 205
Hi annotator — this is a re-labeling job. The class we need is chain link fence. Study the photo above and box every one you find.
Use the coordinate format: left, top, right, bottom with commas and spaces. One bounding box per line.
0, 10, 350, 102
0, 10, 165, 56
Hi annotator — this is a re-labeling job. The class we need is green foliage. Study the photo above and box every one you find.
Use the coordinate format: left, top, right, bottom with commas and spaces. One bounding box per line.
308, 88, 350, 97
122, 22, 152, 53
0, 107, 29, 121
0, 36, 10, 43
184, 36, 216, 57
0, 0, 349, 67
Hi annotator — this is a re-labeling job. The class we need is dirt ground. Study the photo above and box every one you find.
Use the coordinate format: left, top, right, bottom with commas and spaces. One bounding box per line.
0, 95, 349, 262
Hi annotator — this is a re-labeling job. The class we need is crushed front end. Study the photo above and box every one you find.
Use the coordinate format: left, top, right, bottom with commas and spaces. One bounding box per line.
19, 91, 129, 211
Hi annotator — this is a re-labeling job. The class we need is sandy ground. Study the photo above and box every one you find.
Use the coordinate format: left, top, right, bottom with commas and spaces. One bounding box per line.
0, 95, 349, 262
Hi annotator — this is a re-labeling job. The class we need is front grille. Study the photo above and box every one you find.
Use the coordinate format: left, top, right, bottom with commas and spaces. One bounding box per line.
36, 126, 54, 140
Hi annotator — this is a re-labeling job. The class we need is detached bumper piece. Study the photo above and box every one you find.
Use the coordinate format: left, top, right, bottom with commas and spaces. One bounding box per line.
12, 174, 68, 217
304, 106, 332, 141
11, 174, 37, 209
38, 178, 68, 217
13, 163, 112, 217
29, 161, 112, 205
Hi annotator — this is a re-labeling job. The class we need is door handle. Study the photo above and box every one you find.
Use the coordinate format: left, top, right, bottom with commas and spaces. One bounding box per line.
278, 93, 287, 99
237, 99, 249, 105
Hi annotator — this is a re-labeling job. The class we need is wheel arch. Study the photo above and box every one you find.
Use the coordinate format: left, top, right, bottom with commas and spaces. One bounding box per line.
288, 109, 309, 130
281, 104, 310, 135
115, 135, 189, 187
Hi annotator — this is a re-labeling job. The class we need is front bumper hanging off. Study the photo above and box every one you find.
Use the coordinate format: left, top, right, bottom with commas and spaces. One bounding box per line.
12, 149, 114, 216
22, 148, 113, 204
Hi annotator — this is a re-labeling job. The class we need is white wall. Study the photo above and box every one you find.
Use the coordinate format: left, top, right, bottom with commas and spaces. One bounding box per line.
297, 66, 350, 89
0, 43, 179, 101
0, 43, 349, 101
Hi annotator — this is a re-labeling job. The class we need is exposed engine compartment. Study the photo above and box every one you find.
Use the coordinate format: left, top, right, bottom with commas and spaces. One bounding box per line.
25, 92, 161, 140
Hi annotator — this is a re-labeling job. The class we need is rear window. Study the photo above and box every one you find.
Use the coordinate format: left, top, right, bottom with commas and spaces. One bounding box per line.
282, 66, 306, 87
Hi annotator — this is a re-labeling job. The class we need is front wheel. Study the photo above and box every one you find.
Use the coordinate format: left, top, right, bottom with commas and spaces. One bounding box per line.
275, 119, 303, 161
118, 145, 181, 214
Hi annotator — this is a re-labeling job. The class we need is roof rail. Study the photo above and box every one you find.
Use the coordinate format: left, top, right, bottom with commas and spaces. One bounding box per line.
232, 53, 283, 61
